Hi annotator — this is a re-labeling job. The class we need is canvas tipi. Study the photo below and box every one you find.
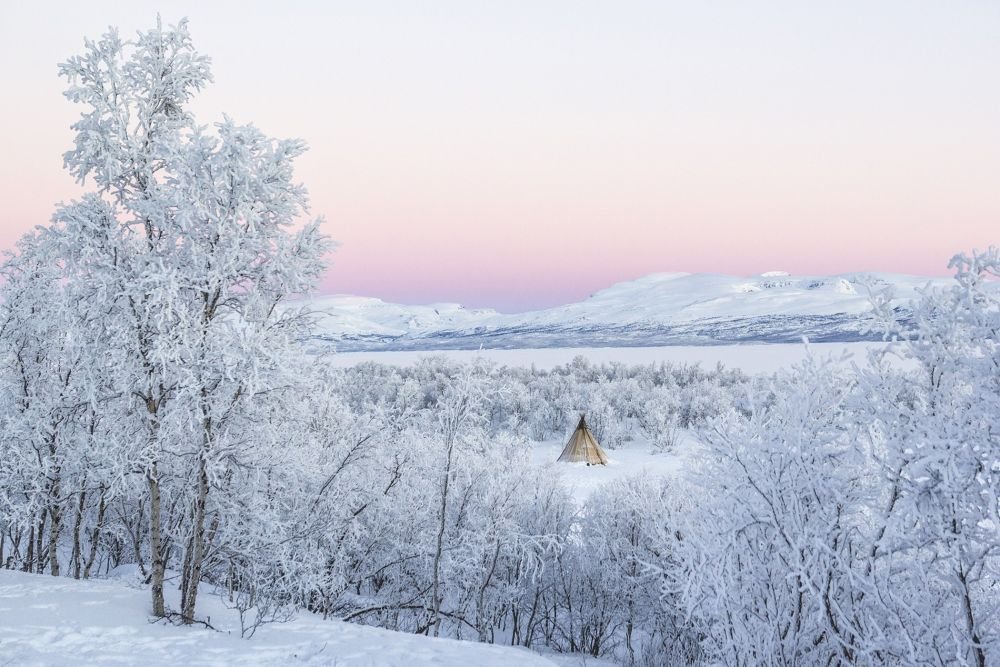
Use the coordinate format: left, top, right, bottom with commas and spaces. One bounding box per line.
557, 414, 609, 465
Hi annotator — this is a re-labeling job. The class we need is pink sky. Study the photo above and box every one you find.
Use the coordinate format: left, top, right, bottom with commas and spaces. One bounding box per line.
1, 2, 998, 311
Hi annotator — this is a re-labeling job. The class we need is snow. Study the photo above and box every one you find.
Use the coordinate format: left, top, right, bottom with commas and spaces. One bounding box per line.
0, 569, 558, 667
325, 341, 894, 374
307, 296, 502, 340
533, 430, 698, 503
306, 271, 953, 349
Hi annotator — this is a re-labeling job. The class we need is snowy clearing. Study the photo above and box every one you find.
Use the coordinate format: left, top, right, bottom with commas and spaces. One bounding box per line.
0, 569, 558, 667
532, 431, 698, 503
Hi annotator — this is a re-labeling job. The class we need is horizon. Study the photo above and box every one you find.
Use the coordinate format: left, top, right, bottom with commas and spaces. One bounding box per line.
310, 267, 960, 315
2, 2, 997, 311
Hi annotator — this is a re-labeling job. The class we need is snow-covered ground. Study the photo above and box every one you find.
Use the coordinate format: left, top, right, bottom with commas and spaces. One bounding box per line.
532, 430, 697, 503
326, 341, 891, 374
0, 569, 559, 667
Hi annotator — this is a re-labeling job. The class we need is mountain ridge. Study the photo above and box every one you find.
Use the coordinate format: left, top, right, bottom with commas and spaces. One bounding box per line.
303, 271, 953, 351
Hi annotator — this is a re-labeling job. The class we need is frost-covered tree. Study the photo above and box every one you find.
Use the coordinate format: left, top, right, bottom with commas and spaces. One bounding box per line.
0, 233, 80, 576
48, 17, 330, 621
667, 254, 1000, 665
677, 355, 889, 664
637, 385, 681, 452
858, 249, 1000, 666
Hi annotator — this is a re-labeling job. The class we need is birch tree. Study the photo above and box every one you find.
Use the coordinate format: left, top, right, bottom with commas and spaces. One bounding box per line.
53, 17, 330, 621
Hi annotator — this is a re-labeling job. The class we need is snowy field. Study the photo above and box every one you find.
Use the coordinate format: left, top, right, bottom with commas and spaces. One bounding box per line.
0, 569, 560, 667
325, 341, 890, 374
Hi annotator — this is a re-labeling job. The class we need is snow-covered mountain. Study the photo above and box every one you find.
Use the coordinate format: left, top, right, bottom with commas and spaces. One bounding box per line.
305, 272, 953, 351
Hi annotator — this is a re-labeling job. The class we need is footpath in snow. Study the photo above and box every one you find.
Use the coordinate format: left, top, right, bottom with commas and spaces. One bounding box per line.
0, 569, 558, 667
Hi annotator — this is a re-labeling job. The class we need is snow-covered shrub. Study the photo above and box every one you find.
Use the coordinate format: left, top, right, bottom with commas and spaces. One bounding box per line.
637, 386, 682, 452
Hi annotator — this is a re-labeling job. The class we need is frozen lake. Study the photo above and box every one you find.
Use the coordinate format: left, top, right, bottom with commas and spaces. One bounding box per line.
325, 341, 892, 374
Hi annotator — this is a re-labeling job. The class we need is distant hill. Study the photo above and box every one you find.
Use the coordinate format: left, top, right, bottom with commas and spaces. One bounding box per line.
304, 272, 954, 351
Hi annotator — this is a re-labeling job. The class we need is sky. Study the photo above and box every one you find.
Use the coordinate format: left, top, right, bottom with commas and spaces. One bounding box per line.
1, 2, 998, 311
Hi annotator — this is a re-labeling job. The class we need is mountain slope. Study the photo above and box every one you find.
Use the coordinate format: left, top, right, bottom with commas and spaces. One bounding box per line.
305, 272, 952, 351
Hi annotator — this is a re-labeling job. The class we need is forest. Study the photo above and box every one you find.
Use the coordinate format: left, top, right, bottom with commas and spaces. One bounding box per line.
0, 19, 997, 666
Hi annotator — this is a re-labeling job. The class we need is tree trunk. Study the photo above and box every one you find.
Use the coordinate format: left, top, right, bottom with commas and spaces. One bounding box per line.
958, 559, 986, 667
430, 434, 456, 637
181, 464, 208, 623
71, 488, 86, 578
148, 464, 166, 618
23, 523, 34, 573
48, 495, 63, 577
46, 437, 63, 577
34, 512, 46, 574
83, 488, 106, 580
8, 528, 23, 570
476, 538, 502, 642
179, 532, 193, 615
182, 401, 213, 624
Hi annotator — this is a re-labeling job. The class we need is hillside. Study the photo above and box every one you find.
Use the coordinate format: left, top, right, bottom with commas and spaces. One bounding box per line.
306, 272, 949, 351
0, 569, 558, 667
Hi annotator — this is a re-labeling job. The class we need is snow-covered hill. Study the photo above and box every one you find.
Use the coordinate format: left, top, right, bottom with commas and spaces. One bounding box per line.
306, 272, 951, 351
0, 569, 558, 667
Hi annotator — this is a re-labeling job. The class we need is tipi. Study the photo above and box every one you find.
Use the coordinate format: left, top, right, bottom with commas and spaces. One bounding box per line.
557, 414, 609, 465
